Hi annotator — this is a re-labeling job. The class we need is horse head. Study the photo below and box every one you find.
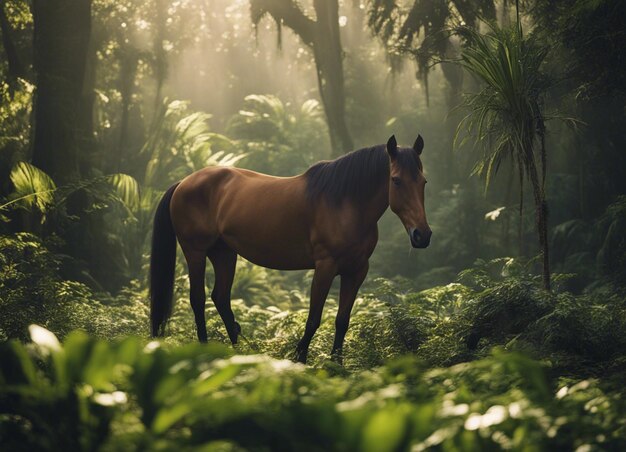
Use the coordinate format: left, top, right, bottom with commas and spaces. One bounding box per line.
386, 134, 432, 248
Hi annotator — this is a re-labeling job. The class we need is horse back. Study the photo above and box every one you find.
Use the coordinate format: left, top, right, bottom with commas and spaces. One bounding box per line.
170, 167, 315, 269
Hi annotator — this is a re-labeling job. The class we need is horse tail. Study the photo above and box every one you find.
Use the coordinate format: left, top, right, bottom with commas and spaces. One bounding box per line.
150, 183, 180, 337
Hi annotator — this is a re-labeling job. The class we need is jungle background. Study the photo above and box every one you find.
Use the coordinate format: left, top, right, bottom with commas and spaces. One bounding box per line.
1, 0, 625, 450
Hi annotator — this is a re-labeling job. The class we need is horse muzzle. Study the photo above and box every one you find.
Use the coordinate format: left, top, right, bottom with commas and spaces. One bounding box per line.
409, 227, 432, 248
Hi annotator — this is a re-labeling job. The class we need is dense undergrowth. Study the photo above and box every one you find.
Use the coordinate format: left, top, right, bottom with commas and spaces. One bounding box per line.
1, 233, 626, 450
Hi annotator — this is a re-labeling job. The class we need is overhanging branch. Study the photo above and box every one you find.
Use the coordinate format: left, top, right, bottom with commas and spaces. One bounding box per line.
250, 0, 316, 47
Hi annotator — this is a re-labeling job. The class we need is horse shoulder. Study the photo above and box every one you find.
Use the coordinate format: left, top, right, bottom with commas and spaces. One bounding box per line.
310, 200, 379, 265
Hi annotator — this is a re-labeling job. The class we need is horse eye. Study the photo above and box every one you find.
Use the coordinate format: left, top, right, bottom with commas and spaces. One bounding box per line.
392, 177, 401, 186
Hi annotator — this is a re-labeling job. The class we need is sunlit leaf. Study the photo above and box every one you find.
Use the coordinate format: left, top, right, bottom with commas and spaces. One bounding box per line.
29, 324, 61, 352
6, 161, 56, 216
107, 173, 140, 211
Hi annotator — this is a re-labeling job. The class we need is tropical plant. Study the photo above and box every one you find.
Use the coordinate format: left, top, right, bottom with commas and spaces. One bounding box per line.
366, 0, 497, 103
139, 99, 245, 189
455, 21, 569, 290
1, 325, 625, 451
0, 233, 148, 341
2, 161, 56, 224
0, 78, 33, 188
0, 161, 153, 286
227, 94, 328, 175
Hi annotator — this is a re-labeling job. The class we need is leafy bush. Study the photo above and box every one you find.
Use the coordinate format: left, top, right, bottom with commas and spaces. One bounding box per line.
2, 233, 626, 450
0, 233, 148, 341
227, 94, 329, 176
552, 195, 626, 288
1, 326, 624, 451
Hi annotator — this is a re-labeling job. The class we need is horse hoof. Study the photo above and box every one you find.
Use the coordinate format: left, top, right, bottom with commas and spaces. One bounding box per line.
293, 349, 308, 364
330, 352, 343, 366
228, 321, 241, 345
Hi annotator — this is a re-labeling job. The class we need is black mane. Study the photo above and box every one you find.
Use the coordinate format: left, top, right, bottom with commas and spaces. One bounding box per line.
304, 145, 421, 206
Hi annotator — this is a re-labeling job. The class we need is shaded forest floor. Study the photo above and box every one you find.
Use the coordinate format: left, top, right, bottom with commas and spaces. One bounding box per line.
1, 233, 626, 450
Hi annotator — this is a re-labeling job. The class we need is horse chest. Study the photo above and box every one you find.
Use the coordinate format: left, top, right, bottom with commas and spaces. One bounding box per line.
311, 225, 378, 271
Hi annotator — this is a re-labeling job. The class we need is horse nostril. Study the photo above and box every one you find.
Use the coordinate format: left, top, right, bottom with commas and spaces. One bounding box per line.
412, 229, 421, 243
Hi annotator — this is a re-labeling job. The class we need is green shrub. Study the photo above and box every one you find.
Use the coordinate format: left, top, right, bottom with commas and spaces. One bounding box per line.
0, 233, 149, 341
1, 327, 624, 451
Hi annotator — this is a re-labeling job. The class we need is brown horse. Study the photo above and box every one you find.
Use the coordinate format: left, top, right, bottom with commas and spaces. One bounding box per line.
150, 134, 431, 363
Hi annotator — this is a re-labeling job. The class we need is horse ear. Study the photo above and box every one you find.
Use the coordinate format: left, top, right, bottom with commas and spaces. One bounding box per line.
386, 135, 398, 159
413, 134, 424, 155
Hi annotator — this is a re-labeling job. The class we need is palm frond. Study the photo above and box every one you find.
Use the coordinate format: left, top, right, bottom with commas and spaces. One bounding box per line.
6, 162, 57, 214
107, 173, 140, 212
456, 22, 553, 185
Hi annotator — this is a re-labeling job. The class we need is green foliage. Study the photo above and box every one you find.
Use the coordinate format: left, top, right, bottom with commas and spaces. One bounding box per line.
227, 94, 329, 176
140, 99, 244, 189
2, 233, 626, 449
366, 0, 496, 100
530, 0, 626, 99
455, 23, 551, 189
0, 78, 32, 158
5, 161, 56, 219
552, 195, 626, 287
596, 195, 626, 284
1, 326, 624, 451
0, 233, 148, 341
0, 233, 93, 341
0, 161, 157, 287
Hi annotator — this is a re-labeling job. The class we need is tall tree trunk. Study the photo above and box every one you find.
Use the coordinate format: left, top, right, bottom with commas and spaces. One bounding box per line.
250, 0, 353, 155
518, 156, 525, 256
502, 161, 515, 253
31, 0, 92, 185
312, 0, 353, 155
153, 0, 167, 112
117, 48, 138, 172
77, 30, 97, 175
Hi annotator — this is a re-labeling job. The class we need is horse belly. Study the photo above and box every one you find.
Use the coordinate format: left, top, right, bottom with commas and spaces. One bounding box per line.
218, 194, 314, 270
223, 229, 314, 270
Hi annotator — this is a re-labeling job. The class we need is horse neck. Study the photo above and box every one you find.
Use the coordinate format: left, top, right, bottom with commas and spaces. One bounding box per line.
362, 178, 390, 225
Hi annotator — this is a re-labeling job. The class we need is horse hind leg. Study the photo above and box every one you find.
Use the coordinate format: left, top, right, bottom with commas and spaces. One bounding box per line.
182, 248, 209, 342
208, 241, 240, 344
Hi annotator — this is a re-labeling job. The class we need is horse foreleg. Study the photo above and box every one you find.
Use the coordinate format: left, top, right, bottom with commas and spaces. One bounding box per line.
183, 249, 208, 342
295, 259, 337, 364
331, 263, 369, 364
208, 244, 239, 344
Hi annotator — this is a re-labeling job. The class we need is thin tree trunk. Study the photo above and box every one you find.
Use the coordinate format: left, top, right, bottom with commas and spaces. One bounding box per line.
518, 155, 524, 256
579, 144, 585, 218
502, 161, 514, 253
527, 156, 550, 290
77, 30, 97, 175
117, 48, 138, 172
31, 0, 92, 184
153, 0, 167, 112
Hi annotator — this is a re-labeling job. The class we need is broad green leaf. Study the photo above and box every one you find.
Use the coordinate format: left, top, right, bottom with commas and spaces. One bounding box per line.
7, 162, 56, 215
107, 173, 140, 211
360, 405, 409, 452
